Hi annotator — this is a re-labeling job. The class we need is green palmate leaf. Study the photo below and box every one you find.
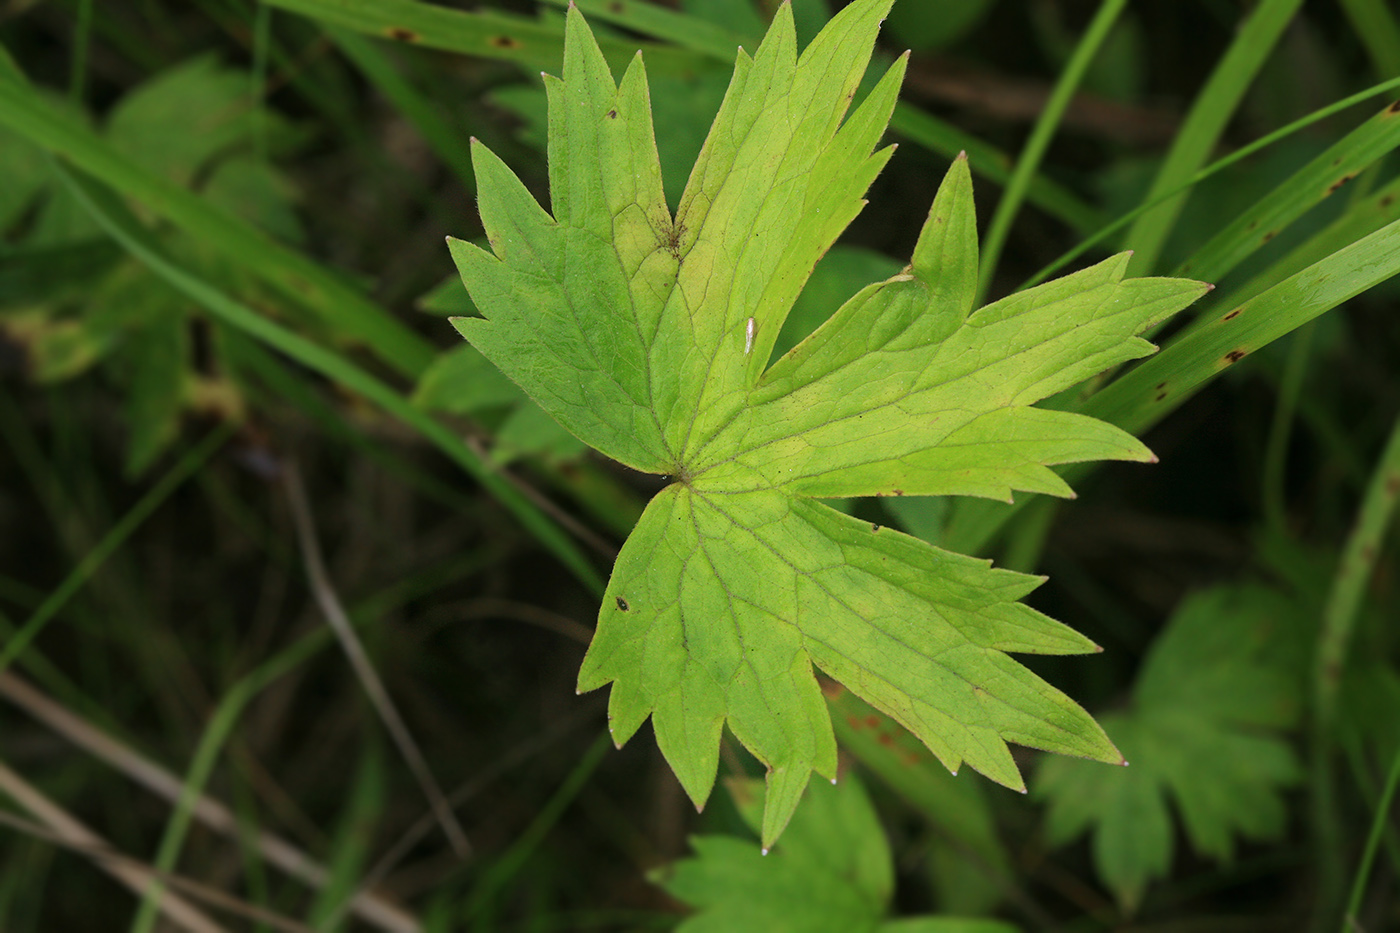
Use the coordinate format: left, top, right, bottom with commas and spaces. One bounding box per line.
657, 774, 1020, 933
1036, 585, 1306, 909
448, 0, 1210, 847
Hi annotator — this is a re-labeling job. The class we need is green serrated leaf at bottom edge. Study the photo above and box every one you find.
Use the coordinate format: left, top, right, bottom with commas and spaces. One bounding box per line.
579, 482, 1121, 846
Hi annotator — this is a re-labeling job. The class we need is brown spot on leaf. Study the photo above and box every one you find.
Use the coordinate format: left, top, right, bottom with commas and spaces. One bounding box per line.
1327, 173, 1357, 196
1247, 219, 1259, 230
1225, 349, 1247, 364
864, 715, 880, 729
892, 488, 905, 496
1386, 474, 1400, 497
870, 523, 881, 532
609, 0, 624, 10
1223, 308, 1241, 321
615, 596, 629, 611
1388, 99, 1400, 114
385, 26, 419, 41
1262, 230, 1276, 242
1381, 195, 1395, 209
489, 35, 522, 49
1155, 391, 1168, 402
606, 109, 618, 119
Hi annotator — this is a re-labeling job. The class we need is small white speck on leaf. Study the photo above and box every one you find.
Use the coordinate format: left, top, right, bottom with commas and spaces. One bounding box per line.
745, 317, 756, 355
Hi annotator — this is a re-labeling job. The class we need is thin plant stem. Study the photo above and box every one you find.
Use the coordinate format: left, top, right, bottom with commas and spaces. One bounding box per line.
1018, 74, 1400, 292
1312, 409, 1400, 923
976, 0, 1127, 304
130, 628, 348, 932
281, 460, 471, 858
1123, 0, 1305, 275
1343, 744, 1400, 931
1316, 410, 1400, 722
0, 759, 224, 933
0, 670, 418, 933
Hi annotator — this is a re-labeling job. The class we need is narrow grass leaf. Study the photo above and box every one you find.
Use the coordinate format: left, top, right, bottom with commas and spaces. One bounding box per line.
1176, 99, 1400, 284
0, 68, 434, 379
266, 0, 706, 75
1124, 0, 1305, 274
56, 161, 604, 594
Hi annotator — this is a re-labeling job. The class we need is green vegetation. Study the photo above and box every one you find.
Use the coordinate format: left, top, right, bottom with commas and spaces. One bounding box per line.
2, 0, 1399, 930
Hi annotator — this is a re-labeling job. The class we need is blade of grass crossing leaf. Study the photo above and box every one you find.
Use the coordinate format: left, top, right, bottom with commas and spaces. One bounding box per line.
265, 0, 707, 75
1208, 171, 1400, 315
0, 424, 235, 678
325, 24, 476, 187
1123, 0, 1305, 275
1174, 100, 1400, 284
1086, 218, 1400, 437
976, 0, 1127, 303
1340, 0, 1400, 78
0, 70, 435, 379
1021, 75, 1400, 290
946, 219, 1400, 556
57, 162, 605, 595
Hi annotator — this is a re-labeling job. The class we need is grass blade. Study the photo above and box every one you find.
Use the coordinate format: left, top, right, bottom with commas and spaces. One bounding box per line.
1086, 218, 1400, 436
1020, 74, 1400, 290
1176, 100, 1400, 284
55, 161, 605, 595
265, 0, 706, 75
323, 24, 476, 187
0, 425, 234, 678
1123, 0, 1305, 274
976, 0, 1127, 301
945, 217, 1400, 554
0, 67, 434, 379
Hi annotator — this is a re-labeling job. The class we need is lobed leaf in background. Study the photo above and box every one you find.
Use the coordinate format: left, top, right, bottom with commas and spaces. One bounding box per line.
448, 0, 1209, 846
657, 771, 1019, 933
1036, 584, 1308, 910
0, 56, 304, 475
829, 686, 1015, 916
